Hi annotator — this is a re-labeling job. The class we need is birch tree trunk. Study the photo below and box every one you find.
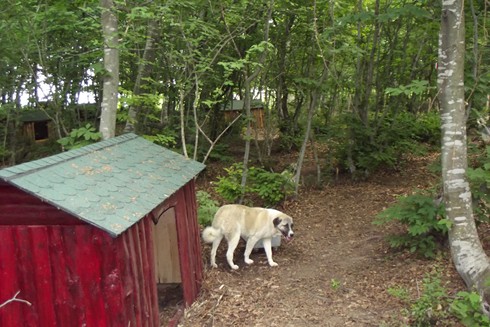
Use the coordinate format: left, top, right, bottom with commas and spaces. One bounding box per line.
100, 0, 119, 140
438, 0, 490, 314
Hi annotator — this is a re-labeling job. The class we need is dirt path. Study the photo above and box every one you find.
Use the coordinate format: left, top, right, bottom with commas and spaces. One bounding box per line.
176, 155, 464, 326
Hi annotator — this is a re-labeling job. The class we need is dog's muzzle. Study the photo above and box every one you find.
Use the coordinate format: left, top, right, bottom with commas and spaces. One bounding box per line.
282, 230, 294, 242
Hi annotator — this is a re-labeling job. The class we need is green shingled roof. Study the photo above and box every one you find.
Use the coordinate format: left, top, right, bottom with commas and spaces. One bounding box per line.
0, 133, 205, 236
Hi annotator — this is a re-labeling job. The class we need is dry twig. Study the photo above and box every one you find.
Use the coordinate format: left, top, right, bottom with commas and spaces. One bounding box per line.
0, 291, 32, 309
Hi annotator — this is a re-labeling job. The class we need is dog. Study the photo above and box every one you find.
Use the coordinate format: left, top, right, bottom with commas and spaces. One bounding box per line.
202, 204, 294, 270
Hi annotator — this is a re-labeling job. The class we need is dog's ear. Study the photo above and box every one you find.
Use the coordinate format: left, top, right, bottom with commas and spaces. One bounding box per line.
273, 217, 282, 226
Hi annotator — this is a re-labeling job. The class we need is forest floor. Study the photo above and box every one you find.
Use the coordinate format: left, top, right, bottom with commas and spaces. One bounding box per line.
162, 145, 487, 326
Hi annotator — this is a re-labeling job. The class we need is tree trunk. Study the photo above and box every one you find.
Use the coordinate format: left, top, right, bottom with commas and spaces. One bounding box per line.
293, 69, 326, 194
239, 0, 274, 204
99, 0, 119, 140
124, 19, 158, 133
438, 0, 490, 314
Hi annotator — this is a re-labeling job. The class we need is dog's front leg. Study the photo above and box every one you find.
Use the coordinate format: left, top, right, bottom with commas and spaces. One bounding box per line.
262, 238, 278, 267
244, 237, 260, 265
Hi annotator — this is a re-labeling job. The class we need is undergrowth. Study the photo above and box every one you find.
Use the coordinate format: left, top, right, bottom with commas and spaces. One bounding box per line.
373, 190, 448, 259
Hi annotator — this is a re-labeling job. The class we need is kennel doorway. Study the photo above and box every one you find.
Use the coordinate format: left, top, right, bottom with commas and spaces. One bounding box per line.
153, 207, 182, 283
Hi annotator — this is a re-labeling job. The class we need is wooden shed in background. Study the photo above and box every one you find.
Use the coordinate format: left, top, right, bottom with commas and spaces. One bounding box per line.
223, 99, 265, 129
20, 110, 53, 143
0, 133, 205, 326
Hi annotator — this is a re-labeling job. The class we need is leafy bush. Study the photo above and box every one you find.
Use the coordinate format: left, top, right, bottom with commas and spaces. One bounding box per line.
215, 163, 294, 206
374, 191, 449, 258
388, 272, 450, 326
143, 133, 177, 148
57, 124, 102, 150
326, 111, 439, 176
451, 291, 490, 326
196, 190, 219, 226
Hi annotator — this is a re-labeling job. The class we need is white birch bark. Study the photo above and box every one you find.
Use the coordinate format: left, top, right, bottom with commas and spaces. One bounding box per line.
100, 0, 119, 140
438, 0, 490, 314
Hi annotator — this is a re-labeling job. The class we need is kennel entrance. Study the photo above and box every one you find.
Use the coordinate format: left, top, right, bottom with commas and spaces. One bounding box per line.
153, 207, 182, 283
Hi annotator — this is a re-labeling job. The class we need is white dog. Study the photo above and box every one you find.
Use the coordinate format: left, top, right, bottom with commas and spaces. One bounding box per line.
202, 204, 294, 270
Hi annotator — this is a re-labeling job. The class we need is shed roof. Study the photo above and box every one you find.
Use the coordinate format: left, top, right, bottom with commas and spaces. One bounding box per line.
20, 110, 51, 122
0, 133, 205, 236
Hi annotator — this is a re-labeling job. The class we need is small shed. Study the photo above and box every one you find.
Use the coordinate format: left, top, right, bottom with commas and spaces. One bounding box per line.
20, 110, 53, 143
0, 133, 205, 326
223, 99, 265, 129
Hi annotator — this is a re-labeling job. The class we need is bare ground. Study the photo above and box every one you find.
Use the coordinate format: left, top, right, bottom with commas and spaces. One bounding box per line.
168, 153, 476, 326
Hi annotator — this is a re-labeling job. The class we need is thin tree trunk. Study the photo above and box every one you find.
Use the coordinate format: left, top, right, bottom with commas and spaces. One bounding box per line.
293, 70, 325, 194
124, 19, 158, 133
439, 0, 490, 314
239, 0, 274, 204
178, 87, 188, 158
100, 0, 119, 140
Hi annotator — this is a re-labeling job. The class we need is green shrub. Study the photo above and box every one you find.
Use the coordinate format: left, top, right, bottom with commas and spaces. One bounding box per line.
215, 163, 294, 206
143, 133, 177, 148
451, 291, 490, 326
327, 112, 437, 176
57, 124, 102, 150
388, 272, 450, 326
196, 190, 219, 226
374, 191, 449, 258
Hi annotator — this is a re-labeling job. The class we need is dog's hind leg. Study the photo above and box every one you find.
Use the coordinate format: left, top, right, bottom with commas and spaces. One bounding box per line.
262, 238, 278, 267
210, 235, 223, 268
225, 234, 240, 270
243, 237, 260, 265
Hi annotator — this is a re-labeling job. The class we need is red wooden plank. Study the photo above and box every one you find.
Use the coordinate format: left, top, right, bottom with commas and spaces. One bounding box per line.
0, 228, 23, 326
120, 232, 137, 325
0, 206, 82, 225
126, 228, 143, 326
74, 226, 107, 326
30, 227, 57, 325
62, 226, 87, 324
174, 190, 193, 306
139, 217, 159, 327
133, 223, 149, 326
49, 226, 76, 326
15, 227, 39, 326
100, 233, 126, 326
138, 219, 153, 326
184, 181, 203, 298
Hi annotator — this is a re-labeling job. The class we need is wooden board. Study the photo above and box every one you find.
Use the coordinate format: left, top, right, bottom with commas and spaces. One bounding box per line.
153, 208, 181, 283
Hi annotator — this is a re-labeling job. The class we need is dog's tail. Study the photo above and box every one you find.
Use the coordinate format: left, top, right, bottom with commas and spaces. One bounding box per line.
202, 226, 221, 243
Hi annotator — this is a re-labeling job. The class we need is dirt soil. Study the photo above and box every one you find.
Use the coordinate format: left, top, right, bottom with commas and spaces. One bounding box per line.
170, 151, 474, 326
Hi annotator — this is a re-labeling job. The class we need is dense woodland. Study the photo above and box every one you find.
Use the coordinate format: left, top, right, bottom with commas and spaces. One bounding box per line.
0, 0, 486, 169
1, 0, 490, 324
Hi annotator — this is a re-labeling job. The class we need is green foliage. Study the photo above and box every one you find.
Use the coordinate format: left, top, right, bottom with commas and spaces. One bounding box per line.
196, 190, 219, 227
467, 146, 490, 222
451, 291, 490, 326
143, 133, 177, 148
374, 191, 448, 258
385, 80, 430, 97
57, 124, 102, 150
388, 272, 450, 326
330, 278, 342, 291
215, 163, 295, 206
0, 145, 10, 163
327, 111, 439, 176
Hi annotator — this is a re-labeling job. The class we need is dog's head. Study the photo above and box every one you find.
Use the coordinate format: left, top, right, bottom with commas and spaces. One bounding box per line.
273, 215, 294, 242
